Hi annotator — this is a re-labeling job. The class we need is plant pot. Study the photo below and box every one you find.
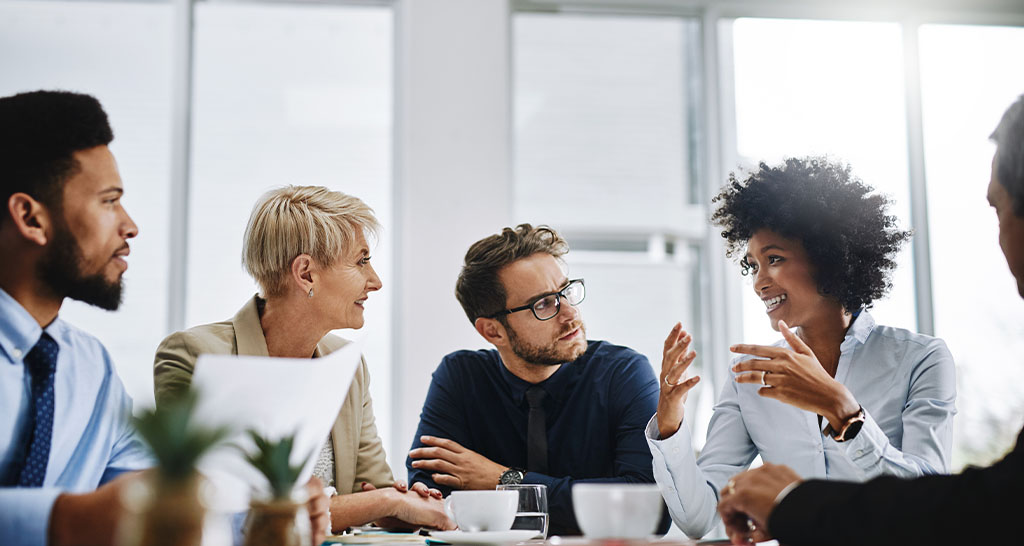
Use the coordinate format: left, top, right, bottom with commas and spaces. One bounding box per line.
118, 471, 206, 546
243, 497, 310, 546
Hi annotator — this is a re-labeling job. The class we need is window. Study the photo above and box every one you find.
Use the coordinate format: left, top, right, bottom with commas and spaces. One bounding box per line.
729, 17, 917, 345
188, 2, 394, 444
920, 23, 1024, 468
514, 12, 704, 388
0, 0, 174, 407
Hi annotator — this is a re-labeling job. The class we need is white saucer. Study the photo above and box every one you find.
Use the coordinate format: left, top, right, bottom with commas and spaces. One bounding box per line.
430, 530, 539, 544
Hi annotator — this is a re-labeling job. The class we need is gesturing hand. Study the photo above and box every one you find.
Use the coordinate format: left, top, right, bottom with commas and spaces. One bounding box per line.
408, 436, 506, 490
730, 320, 860, 429
657, 322, 700, 440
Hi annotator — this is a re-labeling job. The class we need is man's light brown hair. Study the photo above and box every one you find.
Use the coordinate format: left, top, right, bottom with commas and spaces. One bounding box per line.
455, 223, 568, 324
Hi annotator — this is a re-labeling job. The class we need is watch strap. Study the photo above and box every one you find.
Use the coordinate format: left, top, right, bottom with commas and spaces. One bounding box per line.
825, 406, 866, 442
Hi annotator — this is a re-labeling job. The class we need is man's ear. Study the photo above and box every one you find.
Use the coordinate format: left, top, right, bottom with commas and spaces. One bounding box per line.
290, 254, 316, 294
6, 192, 52, 247
474, 316, 508, 346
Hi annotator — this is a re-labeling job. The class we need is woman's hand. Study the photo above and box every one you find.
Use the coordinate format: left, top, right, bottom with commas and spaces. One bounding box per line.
657, 322, 700, 439
380, 488, 455, 530
362, 480, 443, 500
730, 320, 860, 429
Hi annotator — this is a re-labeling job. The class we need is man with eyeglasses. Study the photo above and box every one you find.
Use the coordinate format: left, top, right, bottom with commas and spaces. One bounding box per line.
407, 224, 669, 536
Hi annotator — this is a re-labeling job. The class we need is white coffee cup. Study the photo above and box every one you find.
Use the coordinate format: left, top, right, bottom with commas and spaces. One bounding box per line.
571, 483, 663, 538
445, 490, 518, 532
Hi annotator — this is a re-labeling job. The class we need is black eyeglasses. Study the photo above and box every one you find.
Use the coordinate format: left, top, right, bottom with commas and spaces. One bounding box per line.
488, 279, 586, 321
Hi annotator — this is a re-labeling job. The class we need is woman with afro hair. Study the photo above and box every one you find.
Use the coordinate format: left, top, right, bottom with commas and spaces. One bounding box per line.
645, 157, 957, 539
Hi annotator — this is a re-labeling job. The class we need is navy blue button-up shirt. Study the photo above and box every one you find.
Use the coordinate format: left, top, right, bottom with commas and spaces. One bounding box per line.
407, 340, 668, 536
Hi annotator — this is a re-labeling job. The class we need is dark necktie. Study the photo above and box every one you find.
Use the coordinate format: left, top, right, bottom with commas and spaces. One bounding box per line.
13, 333, 59, 487
525, 385, 549, 474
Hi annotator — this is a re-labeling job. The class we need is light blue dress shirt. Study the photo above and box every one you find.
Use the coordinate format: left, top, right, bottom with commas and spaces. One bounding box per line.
647, 311, 956, 538
0, 288, 150, 546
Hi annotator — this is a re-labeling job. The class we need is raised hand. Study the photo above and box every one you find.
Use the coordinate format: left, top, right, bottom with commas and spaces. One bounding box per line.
656, 322, 700, 439
730, 320, 860, 429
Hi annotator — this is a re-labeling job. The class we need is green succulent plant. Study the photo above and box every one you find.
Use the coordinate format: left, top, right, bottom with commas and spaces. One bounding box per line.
133, 391, 232, 481
243, 431, 311, 500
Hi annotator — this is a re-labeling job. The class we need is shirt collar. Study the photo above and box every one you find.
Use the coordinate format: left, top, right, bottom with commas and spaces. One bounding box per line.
499, 342, 591, 405
841, 309, 875, 350
0, 287, 45, 364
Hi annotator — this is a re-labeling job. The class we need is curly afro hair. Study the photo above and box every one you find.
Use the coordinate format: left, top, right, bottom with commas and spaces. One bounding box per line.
711, 157, 911, 312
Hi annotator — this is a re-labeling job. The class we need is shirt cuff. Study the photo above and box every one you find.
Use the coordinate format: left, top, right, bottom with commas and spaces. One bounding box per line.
0, 487, 63, 546
830, 409, 888, 471
773, 480, 802, 506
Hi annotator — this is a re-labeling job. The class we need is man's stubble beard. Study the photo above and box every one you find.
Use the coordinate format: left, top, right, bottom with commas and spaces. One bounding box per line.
37, 217, 124, 311
506, 320, 587, 366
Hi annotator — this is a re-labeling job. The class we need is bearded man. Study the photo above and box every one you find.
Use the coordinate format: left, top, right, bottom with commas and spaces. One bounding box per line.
406, 224, 669, 536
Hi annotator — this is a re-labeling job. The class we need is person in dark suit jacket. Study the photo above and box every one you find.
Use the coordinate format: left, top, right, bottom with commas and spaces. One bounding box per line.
714, 94, 1024, 545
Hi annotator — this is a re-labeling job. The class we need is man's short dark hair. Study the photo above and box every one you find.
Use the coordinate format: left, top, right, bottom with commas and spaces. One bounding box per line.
456, 224, 569, 324
991, 94, 1024, 217
0, 90, 113, 223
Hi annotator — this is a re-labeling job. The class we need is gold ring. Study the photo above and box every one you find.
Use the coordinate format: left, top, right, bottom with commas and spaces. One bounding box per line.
760, 371, 768, 386
725, 480, 736, 496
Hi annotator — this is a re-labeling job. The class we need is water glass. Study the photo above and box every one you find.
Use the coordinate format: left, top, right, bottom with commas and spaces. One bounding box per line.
496, 484, 548, 539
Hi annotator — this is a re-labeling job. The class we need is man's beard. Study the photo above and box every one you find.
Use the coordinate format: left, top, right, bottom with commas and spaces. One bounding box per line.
37, 220, 124, 311
506, 321, 587, 366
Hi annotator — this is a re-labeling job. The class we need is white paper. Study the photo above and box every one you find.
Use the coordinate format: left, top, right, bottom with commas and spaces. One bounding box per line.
190, 340, 362, 511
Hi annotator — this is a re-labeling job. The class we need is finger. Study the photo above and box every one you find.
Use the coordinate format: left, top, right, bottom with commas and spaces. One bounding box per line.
429, 488, 443, 499
730, 344, 788, 359
432, 473, 463, 489
757, 386, 783, 400
666, 375, 700, 393
731, 358, 782, 374
662, 322, 682, 352
409, 446, 458, 461
664, 348, 697, 385
733, 371, 770, 385
361, 482, 377, 492
667, 332, 693, 364
778, 320, 812, 354
410, 481, 432, 498
420, 435, 464, 453
410, 458, 460, 475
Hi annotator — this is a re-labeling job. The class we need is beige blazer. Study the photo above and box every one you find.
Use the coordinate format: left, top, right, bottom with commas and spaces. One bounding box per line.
153, 295, 394, 493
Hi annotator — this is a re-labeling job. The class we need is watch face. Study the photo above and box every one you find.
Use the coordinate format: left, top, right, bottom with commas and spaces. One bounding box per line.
499, 469, 524, 485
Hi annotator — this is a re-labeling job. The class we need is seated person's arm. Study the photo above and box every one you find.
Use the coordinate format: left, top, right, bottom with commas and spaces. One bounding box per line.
836, 337, 956, 478
406, 363, 473, 494
153, 331, 199, 408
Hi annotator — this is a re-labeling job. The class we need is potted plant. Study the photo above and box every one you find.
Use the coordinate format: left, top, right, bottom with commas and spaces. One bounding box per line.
242, 431, 312, 546
120, 392, 230, 546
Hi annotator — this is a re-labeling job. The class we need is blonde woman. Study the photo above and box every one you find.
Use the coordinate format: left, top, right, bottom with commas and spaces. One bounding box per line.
154, 186, 453, 531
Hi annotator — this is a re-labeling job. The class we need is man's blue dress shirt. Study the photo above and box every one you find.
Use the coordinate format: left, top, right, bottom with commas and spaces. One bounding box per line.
0, 288, 150, 546
407, 340, 669, 536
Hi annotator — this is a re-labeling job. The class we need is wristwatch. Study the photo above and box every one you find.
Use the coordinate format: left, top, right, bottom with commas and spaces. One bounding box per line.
825, 406, 866, 442
499, 467, 526, 485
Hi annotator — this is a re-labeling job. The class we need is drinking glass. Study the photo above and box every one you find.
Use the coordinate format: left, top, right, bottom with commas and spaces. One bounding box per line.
496, 484, 548, 539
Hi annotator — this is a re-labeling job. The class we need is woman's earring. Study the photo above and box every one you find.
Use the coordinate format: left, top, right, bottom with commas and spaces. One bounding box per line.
308, 288, 314, 298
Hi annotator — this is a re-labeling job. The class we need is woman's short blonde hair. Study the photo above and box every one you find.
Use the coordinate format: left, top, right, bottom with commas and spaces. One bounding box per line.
242, 185, 380, 297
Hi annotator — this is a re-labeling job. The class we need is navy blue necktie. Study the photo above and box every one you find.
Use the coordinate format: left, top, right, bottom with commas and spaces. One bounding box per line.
525, 386, 549, 474
14, 333, 59, 487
